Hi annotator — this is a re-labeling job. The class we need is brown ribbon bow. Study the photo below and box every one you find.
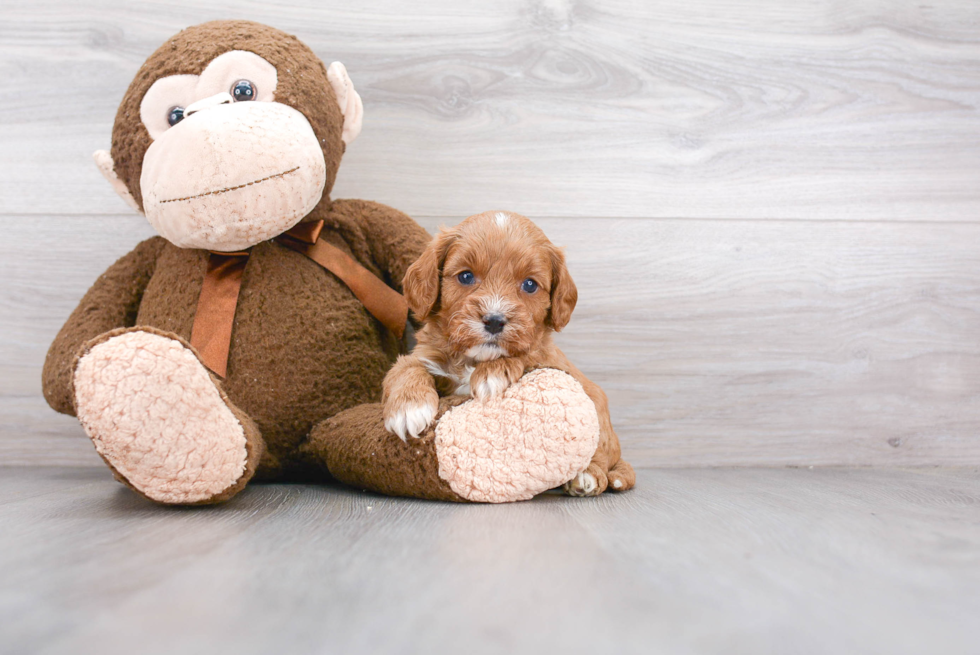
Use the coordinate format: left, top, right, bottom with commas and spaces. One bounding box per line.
190, 220, 408, 378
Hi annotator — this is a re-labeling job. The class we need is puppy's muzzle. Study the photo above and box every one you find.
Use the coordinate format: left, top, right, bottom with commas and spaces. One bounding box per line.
482, 314, 506, 335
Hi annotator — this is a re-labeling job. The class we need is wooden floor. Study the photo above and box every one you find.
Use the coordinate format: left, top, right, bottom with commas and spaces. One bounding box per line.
2, 466, 977, 654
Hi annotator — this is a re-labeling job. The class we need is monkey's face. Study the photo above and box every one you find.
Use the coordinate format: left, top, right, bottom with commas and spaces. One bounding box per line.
136, 51, 326, 251
95, 22, 363, 253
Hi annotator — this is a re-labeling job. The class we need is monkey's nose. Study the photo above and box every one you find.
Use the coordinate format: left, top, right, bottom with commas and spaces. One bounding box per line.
185, 92, 234, 117
483, 315, 506, 335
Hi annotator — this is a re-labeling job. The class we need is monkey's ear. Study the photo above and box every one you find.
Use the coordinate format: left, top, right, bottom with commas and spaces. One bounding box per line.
93, 150, 142, 214
327, 62, 363, 146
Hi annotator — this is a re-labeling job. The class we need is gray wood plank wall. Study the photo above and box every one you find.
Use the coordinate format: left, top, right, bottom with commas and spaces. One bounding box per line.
2, 0, 979, 467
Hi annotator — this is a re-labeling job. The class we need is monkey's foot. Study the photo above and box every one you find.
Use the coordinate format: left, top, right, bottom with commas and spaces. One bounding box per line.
434, 369, 600, 502
312, 368, 600, 503
73, 328, 262, 504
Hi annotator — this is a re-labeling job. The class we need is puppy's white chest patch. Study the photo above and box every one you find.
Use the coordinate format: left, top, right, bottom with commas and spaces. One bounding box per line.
421, 356, 473, 395
453, 366, 474, 396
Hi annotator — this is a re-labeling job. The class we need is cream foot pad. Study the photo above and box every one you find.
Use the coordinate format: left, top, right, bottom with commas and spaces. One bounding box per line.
73, 330, 249, 504
434, 368, 600, 503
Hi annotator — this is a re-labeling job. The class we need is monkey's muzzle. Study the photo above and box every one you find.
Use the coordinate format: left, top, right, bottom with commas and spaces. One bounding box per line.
140, 101, 327, 252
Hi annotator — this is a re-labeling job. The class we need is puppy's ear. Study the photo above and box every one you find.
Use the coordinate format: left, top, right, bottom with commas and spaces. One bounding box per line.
403, 228, 456, 321
546, 246, 578, 331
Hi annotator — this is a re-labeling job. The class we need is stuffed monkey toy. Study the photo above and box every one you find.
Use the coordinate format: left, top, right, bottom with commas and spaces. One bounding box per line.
43, 20, 609, 504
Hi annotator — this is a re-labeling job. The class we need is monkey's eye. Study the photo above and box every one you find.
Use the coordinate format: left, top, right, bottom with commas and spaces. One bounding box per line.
167, 106, 185, 127
521, 278, 539, 294
457, 271, 475, 286
231, 79, 256, 101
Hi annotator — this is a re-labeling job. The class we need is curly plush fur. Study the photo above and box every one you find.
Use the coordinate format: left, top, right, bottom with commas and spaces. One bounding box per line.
42, 22, 430, 485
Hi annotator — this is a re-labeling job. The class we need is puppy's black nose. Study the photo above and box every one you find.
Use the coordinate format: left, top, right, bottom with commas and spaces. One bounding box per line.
483, 315, 506, 335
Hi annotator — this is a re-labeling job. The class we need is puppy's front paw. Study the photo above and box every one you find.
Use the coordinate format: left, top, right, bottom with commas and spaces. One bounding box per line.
563, 464, 609, 497
384, 392, 438, 441
472, 373, 510, 402
470, 358, 526, 402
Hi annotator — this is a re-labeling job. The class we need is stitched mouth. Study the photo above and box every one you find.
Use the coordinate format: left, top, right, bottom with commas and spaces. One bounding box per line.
159, 166, 300, 204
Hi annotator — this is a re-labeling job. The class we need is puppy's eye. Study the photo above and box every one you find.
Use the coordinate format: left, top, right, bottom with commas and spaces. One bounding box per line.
167, 106, 185, 126
232, 79, 256, 101
521, 278, 539, 294
457, 271, 475, 286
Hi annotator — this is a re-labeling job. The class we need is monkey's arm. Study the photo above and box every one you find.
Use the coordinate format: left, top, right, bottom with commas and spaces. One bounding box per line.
42, 237, 167, 415
331, 199, 431, 294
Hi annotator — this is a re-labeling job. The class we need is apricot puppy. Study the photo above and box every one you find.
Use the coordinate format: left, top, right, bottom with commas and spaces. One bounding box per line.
383, 210, 635, 496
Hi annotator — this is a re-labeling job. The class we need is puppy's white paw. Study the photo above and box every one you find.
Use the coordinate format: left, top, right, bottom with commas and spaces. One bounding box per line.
472, 373, 510, 402
384, 399, 437, 441
563, 471, 599, 497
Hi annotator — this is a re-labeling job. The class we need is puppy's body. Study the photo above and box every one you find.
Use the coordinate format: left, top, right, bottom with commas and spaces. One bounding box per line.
383, 211, 635, 496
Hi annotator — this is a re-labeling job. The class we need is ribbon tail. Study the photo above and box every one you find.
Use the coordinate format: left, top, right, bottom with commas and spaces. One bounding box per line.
190, 252, 249, 378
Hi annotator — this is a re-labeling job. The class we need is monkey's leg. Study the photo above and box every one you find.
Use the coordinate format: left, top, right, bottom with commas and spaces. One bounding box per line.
303, 368, 600, 503
72, 327, 264, 505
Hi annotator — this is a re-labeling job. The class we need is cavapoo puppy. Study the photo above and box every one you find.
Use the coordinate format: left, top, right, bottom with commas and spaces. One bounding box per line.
382, 210, 634, 496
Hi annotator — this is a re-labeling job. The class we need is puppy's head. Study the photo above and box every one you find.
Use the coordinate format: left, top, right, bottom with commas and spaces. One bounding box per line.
403, 210, 577, 361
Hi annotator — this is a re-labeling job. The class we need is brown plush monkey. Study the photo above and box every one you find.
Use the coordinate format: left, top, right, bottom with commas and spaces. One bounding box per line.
43, 21, 607, 504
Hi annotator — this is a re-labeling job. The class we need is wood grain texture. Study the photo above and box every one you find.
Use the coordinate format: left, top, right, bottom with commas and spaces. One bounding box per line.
2, 0, 980, 219
2, 1, 980, 467
1, 466, 978, 654
3, 215, 979, 467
